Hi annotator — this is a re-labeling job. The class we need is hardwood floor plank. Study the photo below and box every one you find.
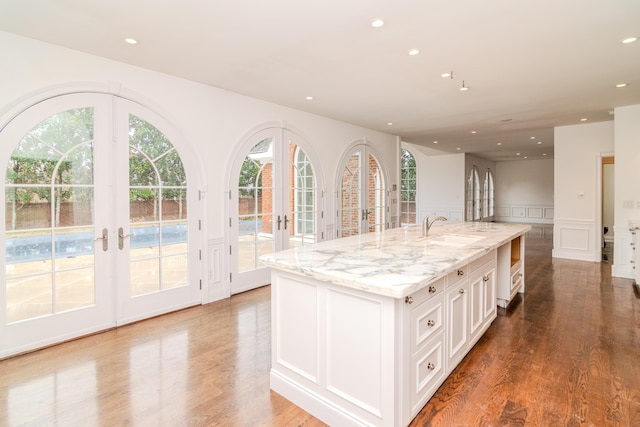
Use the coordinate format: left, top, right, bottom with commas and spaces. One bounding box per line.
1, 225, 639, 426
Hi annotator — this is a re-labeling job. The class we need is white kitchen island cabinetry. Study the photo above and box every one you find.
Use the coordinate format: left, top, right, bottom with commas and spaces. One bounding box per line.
263, 222, 530, 427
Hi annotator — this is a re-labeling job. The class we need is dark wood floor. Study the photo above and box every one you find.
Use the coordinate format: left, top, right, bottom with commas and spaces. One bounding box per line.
1, 226, 639, 426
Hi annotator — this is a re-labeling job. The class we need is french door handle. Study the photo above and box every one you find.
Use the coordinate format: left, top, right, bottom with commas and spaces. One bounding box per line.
95, 228, 108, 251
118, 227, 130, 250
277, 215, 282, 231
284, 215, 289, 230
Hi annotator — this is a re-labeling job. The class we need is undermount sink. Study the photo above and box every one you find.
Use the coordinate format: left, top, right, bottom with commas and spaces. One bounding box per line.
425, 234, 484, 247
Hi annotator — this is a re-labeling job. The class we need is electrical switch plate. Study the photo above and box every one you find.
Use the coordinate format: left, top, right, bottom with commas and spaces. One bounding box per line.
623, 200, 634, 209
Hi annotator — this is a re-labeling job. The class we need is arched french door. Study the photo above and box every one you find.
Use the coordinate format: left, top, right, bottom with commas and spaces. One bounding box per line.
0, 93, 202, 358
338, 144, 387, 237
228, 127, 322, 294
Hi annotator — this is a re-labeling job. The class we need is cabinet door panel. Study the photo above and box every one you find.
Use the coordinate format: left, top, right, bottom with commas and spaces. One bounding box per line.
446, 282, 469, 369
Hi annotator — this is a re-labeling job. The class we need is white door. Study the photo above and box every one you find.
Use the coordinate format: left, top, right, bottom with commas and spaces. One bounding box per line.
338, 145, 387, 238
229, 128, 321, 293
0, 94, 201, 357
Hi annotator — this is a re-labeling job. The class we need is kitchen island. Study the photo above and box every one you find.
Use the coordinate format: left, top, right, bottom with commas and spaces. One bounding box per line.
261, 221, 531, 427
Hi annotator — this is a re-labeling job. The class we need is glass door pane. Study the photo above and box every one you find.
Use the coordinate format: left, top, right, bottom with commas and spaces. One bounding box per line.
341, 152, 361, 238
5, 108, 96, 323
237, 137, 274, 272
367, 154, 386, 232
128, 115, 188, 297
288, 141, 316, 249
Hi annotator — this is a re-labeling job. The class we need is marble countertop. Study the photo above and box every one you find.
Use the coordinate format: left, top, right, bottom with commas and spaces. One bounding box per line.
261, 221, 531, 299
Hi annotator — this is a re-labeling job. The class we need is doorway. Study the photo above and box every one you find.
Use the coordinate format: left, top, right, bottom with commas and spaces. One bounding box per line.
228, 127, 323, 294
602, 156, 615, 262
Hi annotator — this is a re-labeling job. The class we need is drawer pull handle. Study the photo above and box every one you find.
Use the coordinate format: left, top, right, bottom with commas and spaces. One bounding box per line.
459, 289, 465, 294
457, 269, 464, 276
483, 275, 489, 282
428, 285, 437, 294
405, 296, 413, 305
427, 362, 435, 371
427, 319, 435, 327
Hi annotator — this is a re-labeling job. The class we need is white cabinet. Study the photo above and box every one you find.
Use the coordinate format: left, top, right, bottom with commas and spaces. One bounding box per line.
446, 279, 469, 369
469, 254, 497, 345
404, 279, 446, 418
631, 227, 639, 284
447, 251, 496, 370
497, 235, 525, 308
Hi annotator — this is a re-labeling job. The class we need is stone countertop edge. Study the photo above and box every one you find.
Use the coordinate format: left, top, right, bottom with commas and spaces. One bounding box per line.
261, 222, 532, 299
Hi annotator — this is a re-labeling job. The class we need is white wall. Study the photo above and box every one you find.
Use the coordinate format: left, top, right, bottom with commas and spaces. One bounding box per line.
0, 31, 400, 301
402, 142, 465, 222
495, 159, 554, 224
553, 121, 614, 262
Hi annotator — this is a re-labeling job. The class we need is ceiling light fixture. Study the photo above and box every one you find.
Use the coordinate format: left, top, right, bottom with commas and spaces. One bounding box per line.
387, 122, 393, 126
305, 96, 313, 100
456, 147, 461, 151
370, 19, 384, 28
433, 141, 438, 144
616, 83, 628, 88
408, 49, 420, 56
530, 136, 535, 140
580, 118, 588, 122
537, 141, 542, 145
497, 142, 502, 146
470, 130, 476, 134
460, 80, 468, 91
516, 152, 521, 156
622, 37, 638, 44
441, 71, 453, 78
124, 38, 138, 45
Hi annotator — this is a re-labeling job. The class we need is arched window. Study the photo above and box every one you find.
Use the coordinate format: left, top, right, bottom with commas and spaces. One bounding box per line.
466, 165, 481, 221
483, 168, 495, 220
400, 148, 417, 225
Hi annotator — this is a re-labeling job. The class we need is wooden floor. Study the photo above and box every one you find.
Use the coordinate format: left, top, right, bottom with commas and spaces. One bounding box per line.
1, 226, 639, 426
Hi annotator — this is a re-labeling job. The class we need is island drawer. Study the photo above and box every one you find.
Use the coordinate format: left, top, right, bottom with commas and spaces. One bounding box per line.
410, 292, 444, 353
446, 266, 467, 288
410, 330, 446, 417
404, 277, 444, 308
468, 250, 497, 273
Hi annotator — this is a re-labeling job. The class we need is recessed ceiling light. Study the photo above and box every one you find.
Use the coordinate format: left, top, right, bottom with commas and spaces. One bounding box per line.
497, 142, 502, 146
456, 147, 461, 151
516, 152, 521, 156
433, 141, 438, 144
408, 49, 420, 56
370, 19, 384, 28
580, 118, 588, 122
305, 96, 313, 100
470, 130, 476, 134
622, 37, 638, 44
387, 122, 393, 126
543, 153, 547, 156
530, 136, 535, 140
524, 156, 528, 159
537, 141, 542, 145
441, 72, 452, 78
124, 38, 138, 45
616, 83, 628, 88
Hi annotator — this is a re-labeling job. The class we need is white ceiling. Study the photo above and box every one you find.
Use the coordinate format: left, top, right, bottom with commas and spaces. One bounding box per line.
1, 0, 639, 161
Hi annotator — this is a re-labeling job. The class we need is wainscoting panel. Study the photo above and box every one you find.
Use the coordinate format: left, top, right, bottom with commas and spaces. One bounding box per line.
552, 219, 597, 262
420, 208, 464, 223
495, 205, 554, 224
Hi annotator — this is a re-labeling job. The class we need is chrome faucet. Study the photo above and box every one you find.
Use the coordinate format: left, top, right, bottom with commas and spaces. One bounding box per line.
422, 215, 447, 236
